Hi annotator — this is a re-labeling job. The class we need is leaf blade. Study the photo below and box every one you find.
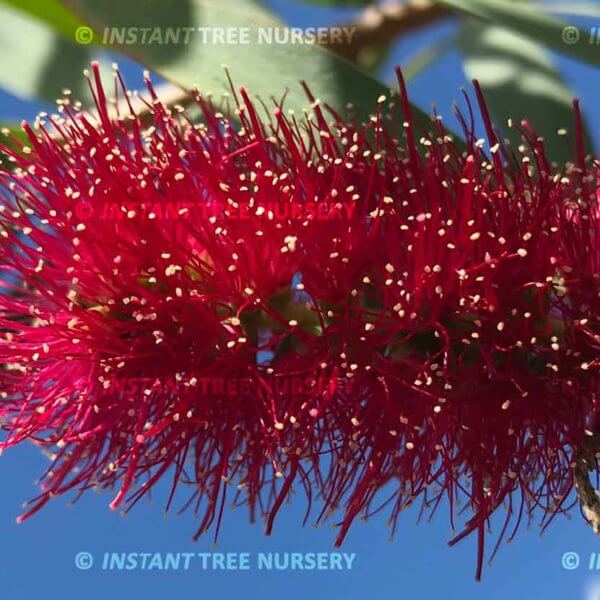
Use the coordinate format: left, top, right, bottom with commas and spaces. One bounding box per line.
0, 3, 90, 102
459, 22, 594, 163
63, 0, 440, 127
438, 0, 600, 66
0, 0, 85, 39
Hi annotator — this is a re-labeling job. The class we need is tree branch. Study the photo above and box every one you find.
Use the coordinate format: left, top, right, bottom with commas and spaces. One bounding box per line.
325, 0, 450, 63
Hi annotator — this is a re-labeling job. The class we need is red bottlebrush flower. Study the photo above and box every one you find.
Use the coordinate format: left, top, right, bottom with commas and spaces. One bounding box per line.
0, 61, 598, 579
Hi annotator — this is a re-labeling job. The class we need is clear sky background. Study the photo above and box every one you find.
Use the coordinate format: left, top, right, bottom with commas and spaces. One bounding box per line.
0, 2, 599, 599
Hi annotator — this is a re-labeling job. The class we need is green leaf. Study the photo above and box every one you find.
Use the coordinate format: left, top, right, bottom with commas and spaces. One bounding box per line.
62, 0, 439, 127
356, 43, 393, 76
0, 3, 90, 102
0, 0, 86, 39
0, 124, 28, 164
459, 23, 594, 163
437, 0, 600, 66
545, 2, 600, 18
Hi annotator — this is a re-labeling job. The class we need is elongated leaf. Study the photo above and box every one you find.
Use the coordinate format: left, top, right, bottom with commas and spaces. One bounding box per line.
62, 0, 440, 127
0, 0, 85, 38
438, 0, 599, 66
0, 123, 27, 145
0, 4, 90, 102
545, 3, 600, 18
357, 43, 393, 76
459, 23, 594, 163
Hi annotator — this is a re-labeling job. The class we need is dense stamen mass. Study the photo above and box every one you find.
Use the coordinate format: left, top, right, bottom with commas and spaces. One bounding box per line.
0, 61, 598, 579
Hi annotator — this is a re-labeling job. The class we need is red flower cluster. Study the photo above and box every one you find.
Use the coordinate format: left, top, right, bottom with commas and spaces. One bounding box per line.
0, 62, 598, 578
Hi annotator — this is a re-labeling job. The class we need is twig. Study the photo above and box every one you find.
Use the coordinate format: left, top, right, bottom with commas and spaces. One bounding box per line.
325, 0, 450, 63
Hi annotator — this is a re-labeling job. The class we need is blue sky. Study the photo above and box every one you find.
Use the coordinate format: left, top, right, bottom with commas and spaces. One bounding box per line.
0, 2, 599, 599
